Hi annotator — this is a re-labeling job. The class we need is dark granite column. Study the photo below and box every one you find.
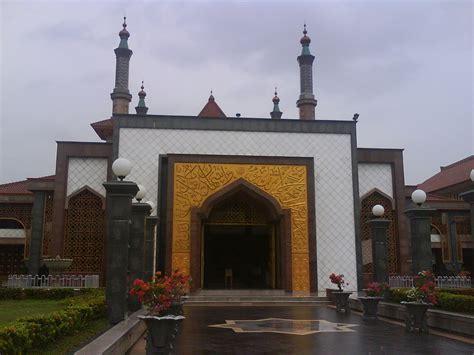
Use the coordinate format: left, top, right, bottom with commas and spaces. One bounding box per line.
144, 216, 158, 281
367, 218, 390, 283
28, 191, 46, 275
103, 181, 138, 324
405, 208, 436, 274
459, 190, 474, 275
129, 203, 151, 312
446, 213, 462, 273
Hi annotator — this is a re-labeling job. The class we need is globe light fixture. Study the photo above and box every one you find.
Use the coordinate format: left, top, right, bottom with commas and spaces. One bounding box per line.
411, 189, 427, 207
135, 185, 146, 202
372, 204, 385, 217
146, 200, 156, 212
112, 158, 132, 181
470, 169, 474, 182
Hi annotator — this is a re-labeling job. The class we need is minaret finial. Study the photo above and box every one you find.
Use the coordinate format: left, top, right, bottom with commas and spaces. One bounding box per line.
209, 89, 215, 101
270, 86, 282, 119
135, 81, 148, 115
303, 22, 307, 35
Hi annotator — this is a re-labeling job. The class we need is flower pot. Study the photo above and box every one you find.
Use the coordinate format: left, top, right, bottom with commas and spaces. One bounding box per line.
401, 302, 432, 333
332, 291, 352, 314
359, 297, 382, 320
139, 315, 185, 354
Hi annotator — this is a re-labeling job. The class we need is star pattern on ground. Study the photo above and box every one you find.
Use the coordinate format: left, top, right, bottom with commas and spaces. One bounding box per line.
209, 318, 358, 335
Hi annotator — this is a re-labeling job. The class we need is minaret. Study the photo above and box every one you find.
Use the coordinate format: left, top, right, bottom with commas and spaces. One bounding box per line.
135, 81, 148, 115
111, 17, 133, 114
270, 87, 283, 119
296, 24, 317, 120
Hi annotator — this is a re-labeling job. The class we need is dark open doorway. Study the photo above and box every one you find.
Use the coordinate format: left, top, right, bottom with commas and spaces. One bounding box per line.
203, 224, 276, 289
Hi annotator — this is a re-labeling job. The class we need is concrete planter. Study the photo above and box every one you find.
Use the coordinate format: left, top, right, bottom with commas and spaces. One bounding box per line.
333, 291, 352, 314
401, 302, 432, 333
359, 297, 382, 320
139, 315, 185, 354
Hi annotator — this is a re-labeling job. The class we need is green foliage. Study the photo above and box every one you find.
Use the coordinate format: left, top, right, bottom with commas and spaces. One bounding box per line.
0, 287, 98, 301
435, 293, 474, 314
0, 292, 106, 354
389, 288, 474, 314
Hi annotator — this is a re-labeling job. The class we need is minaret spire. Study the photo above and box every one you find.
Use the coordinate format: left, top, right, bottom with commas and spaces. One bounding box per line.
296, 23, 317, 120
111, 16, 133, 114
270, 87, 283, 119
135, 81, 149, 115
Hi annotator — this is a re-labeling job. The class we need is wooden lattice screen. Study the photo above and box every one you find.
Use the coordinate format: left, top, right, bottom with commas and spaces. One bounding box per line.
64, 189, 105, 274
42, 192, 54, 256
361, 191, 399, 274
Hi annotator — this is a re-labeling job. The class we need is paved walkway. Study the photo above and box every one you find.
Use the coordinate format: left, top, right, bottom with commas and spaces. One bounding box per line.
129, 305, 473, 354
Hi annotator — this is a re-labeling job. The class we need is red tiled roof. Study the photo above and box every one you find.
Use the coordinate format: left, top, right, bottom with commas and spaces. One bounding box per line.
198, 94, 227, 118
418, 155, 474, 193
0, 175, 55, 195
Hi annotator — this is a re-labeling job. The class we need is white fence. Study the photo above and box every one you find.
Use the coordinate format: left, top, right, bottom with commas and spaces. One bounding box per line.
7, 274, 100, 288
389, 276, 471, 289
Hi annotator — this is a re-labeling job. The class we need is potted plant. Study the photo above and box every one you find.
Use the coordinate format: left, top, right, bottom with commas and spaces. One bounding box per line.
359, 282, 389, 320
130, 270, 190, 354
401, 271, 437, 333
329, 273, 352, 313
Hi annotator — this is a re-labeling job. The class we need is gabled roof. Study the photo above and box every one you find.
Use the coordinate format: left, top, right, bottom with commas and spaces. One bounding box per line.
418, 155, 474, 193
198, 94, 227, 118
0, 175, 54, 195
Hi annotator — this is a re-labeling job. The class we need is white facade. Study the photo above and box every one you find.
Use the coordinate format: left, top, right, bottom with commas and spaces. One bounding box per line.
119, 127, 357, 291
358, 163, 393, 199
67, 158, 108, 197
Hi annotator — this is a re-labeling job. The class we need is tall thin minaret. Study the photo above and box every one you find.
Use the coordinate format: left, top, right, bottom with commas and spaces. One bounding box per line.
270, 87, 283, 119
296, 24, 317, 120
111, 17, 133, 114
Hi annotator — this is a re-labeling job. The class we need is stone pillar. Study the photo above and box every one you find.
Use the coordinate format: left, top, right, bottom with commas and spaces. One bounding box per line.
103, 181, 138, 324
405, 208, 436, 274
367, 218, 390, 283
28, 191, 46, 275
144, 216, 158, 281
129, 203, 151, 312
446, 213, 462, 273
459, 190, 474, 275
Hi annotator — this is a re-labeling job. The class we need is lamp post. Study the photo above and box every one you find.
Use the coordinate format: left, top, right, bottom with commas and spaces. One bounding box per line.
459, 169, 474, 275
367, 204, 390, 283
405, 189, 435, 274
129, 184, 152, 312
103, 158, 138, 324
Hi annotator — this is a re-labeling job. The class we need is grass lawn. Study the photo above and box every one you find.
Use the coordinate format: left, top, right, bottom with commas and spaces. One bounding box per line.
0, 298, 67, 327
29, 317, 111, 355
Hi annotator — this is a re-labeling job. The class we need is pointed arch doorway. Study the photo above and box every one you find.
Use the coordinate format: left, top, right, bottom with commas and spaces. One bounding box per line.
190, 179, 292, 291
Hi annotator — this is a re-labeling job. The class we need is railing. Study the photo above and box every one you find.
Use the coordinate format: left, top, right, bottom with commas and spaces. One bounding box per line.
7, 274, 100, 288
389, 276, 471, 289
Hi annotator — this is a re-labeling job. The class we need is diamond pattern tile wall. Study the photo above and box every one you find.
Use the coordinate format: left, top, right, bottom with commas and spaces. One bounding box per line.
119, 128, 357, 291
358, 163, 393, 198
67, 158, 108, 197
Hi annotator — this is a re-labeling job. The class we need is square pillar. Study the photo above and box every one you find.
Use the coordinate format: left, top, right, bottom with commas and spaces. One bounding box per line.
405, 208, 436, 274
459, 189, 474, 276
144, 216, 159, 281
103, 181, 138, 324
367, 218, 390, 283
129, 202, 151, 312
28, 191, 46, 275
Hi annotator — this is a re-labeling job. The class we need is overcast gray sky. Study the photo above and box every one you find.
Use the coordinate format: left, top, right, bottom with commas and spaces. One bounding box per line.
0, 0, 472, 185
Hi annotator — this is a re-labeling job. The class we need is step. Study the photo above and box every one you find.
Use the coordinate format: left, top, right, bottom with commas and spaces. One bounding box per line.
193, 289, 287, 296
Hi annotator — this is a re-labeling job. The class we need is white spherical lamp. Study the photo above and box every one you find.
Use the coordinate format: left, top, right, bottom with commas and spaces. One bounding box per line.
146, 200, 155, 212
135, 185, 146, 202
112, 158, 132, 181
470, 169, 474, 182
411, 189, 427, 207
372, 204, 385, 217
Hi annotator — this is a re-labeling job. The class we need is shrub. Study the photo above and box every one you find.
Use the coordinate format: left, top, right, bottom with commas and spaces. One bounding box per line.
438, 288, 474, 297
435, 293, 474, 314
389, 288, 410, 303
0, 287, 97, 300
0, 292, 106, 354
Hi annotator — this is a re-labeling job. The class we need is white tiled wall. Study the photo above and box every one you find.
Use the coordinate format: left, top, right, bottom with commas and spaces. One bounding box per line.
67, 158, 108, 197
358, 163, 393, 199
119, 128, 357, 291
